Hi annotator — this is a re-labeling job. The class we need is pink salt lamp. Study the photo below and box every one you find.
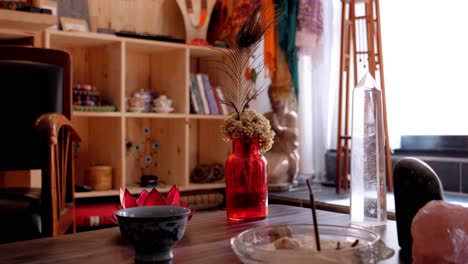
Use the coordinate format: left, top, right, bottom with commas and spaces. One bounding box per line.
411, 200, 468, 263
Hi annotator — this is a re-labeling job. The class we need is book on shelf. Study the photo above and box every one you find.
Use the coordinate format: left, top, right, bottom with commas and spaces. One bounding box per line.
194, 73, 210, 114
200, 73, 220, 115
190, 73, 205, 114
215, 87, 230, 115
209, 78, 223, 115
189, 94, 198, 114
189, 75, 201, 114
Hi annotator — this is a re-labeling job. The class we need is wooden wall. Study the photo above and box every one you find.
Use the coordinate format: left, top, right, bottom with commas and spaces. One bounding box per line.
87, 0, 185, 39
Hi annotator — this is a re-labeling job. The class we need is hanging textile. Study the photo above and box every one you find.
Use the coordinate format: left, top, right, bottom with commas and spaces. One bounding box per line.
228, 0, 260, 34
296, 0, 324, 62
207, 0, 229, 43
275, 0, 299, 98
262, 0, 277, 77
297, 0, 339, 179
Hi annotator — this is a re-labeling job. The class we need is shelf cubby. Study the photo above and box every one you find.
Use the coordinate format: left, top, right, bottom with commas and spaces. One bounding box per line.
188, 119, 231, 183
189, 46, 231, 90
72, 116, 124, 191
125, 40, 188, 114
125, 117, 188, 188
47, 31, 124, 112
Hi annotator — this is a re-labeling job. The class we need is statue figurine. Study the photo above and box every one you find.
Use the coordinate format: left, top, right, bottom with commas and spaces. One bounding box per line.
264, 81, 299, 191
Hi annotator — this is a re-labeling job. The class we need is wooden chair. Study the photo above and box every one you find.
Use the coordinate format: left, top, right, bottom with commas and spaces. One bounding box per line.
0, 46, 81, 243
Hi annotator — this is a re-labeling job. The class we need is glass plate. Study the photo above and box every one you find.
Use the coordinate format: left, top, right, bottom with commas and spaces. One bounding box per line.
231, 224, 394, 264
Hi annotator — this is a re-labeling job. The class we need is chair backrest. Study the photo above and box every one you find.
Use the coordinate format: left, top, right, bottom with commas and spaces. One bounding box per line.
0, 46, 73, 237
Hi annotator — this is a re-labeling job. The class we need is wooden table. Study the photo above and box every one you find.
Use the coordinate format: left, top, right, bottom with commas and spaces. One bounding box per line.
0, 205, 403, 263
269, 185, 397, 220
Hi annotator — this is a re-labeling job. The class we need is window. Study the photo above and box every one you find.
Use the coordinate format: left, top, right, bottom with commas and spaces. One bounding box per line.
380, 1, 468, 148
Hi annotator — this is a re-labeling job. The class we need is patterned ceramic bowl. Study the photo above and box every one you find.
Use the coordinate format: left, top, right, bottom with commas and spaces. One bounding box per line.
115, 206, 190, 263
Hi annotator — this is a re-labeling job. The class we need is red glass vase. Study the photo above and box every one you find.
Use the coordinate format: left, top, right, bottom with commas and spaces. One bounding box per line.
225, 138, 268, 220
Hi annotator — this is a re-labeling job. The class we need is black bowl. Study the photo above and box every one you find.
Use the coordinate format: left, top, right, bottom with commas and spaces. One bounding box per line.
115, 206, 190, 263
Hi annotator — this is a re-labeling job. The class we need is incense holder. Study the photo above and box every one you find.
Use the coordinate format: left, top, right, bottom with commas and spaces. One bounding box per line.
231, 224, 394, 264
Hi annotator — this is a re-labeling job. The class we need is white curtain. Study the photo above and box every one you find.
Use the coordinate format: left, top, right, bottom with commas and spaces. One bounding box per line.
298, 0, 341, 180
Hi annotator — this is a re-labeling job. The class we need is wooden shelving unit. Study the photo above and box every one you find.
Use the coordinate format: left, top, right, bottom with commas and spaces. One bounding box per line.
0, 9, 56, 31
44, 30, 231, 198
0, 9, 57, 46
73, 111, 122, 117
75, 183, 226, 198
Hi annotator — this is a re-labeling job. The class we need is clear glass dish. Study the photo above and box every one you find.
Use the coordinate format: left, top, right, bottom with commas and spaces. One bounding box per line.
231, 224, 394, 264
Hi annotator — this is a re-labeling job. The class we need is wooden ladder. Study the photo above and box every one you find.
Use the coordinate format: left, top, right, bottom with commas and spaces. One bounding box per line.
335, 0, 393, 193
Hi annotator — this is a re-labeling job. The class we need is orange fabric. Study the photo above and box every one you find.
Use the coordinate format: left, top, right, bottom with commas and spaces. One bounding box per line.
262, 0, 277, 77
270, 47, 293, 99
226, 0, 277, 77
198, 10, 207, 28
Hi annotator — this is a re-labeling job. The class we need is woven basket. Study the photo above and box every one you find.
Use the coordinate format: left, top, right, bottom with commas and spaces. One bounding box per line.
86, 165, 112, 191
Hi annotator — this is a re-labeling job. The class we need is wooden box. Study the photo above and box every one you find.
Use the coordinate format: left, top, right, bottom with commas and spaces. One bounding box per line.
86, 165, 112, 191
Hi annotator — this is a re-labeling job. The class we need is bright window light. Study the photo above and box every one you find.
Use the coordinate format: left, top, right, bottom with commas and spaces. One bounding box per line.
380, 0, 468, 146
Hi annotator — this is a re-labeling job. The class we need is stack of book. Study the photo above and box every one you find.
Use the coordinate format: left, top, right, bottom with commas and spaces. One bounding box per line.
189, 73, 229, 115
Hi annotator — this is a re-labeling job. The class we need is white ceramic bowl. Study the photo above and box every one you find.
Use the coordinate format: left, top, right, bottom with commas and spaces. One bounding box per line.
128, 106, 146, 113
153, 106, 174, 113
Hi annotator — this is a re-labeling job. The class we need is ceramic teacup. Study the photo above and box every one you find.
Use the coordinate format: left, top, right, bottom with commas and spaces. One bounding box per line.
153, 95, 173, 109
115, 205, 190, 263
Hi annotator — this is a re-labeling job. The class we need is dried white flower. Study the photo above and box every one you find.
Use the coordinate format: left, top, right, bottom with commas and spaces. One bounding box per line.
221, 108, 275, 152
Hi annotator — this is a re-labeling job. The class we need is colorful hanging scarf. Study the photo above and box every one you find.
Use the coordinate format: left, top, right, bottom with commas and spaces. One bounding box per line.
275, 0, 299, 98
262, 0, 277, 77
297, 0, 323, 36
225, 0, 276, 79
229, 0, 260, 33
296, 0, 324, 59
207, 0, 228, 43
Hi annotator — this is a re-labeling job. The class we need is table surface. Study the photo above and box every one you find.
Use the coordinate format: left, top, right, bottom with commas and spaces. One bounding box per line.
269, 184, 468, 220
0, 204, 404, 264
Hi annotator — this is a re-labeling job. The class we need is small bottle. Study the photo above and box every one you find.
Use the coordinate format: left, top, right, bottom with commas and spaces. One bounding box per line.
350, 72, 387, 227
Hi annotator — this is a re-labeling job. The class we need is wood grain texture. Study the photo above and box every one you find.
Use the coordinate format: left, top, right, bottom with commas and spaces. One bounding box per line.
197, 119, 230, 165
87, 117, 123, 189
125, 118, 187, 187
269, 185, 397, 221
125, 51, 151, 100
74, 182, 225, 198
44, 31, 232, 199
0, 9, 57, 31
150, 49, 188, 114
0, 28, 37, 47
48, 30, 119, 48
87, 0, 185, 39
0, 205, 401, 264
70, 116, 122, 190
0, 170, 41, 188
187, 119, 231, 183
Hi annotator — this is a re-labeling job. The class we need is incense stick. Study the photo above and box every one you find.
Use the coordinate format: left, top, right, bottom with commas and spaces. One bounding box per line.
306, 179, 321, 251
